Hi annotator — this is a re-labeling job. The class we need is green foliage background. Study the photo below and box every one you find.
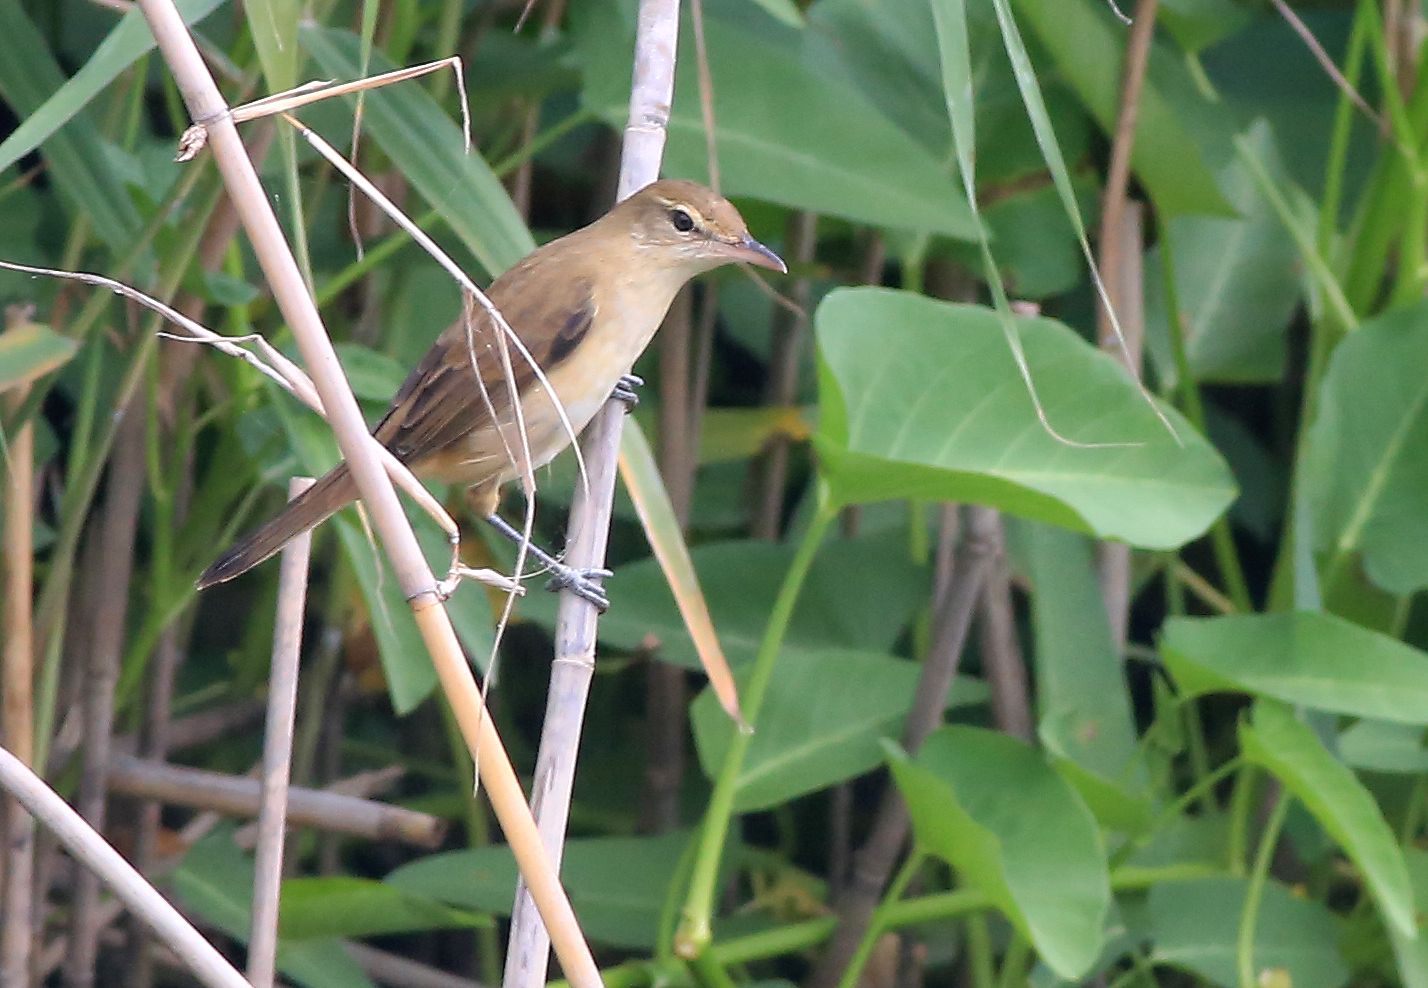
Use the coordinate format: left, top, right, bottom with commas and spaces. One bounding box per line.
2, 0, 1426, 986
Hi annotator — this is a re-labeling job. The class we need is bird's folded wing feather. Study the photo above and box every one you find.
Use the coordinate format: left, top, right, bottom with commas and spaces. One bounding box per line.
372, 270, 595, 466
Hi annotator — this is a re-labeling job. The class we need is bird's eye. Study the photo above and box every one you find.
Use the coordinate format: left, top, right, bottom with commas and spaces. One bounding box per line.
669, 208, 696, 233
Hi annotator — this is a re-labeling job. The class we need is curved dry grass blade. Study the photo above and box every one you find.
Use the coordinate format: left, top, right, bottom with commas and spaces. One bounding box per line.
619, 422, 745, 728
0, 259, 469, 559
987, 0, 1180, 444
931, 0, 1140, 451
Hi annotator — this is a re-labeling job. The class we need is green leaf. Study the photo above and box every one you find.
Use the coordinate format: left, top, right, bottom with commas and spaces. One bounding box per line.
299, 26, 534, 277
889, 726, 1109, 978
814, 288, 1236, 548
0, 0, 225, 175
1020, 523, 1149, 831
387, 831, 703, 949
1145, 120, 1302, 385
333, 343, 406, 403
1157, 0, 1251, 53
1307, 299, 1428, 594
174, 832, 375, 988
0, 3, 142, 253
690, 648, 987, 812
515, 529, 927, 671
575, 3, 976, 238
1389, 849, 1428, 988
1142, 876, 1348, 988
1005, 0, 1233, 217
0, 322, 76, 392
247, 0, 301, 94
279, 877, 487, 940
1339, 720, 1428, 774
1240, 700, 1415, 938
1161, 612, 1428, 724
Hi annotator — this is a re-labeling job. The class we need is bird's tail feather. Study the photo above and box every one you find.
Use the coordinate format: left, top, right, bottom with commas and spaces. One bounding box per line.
197, 466, 358, 589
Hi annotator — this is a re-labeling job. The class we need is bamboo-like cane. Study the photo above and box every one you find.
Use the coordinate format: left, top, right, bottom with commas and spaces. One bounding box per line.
0, 746, 250, 988
248, 477, 316, 988
2, 307, 37, 986
131, 1, 599, 983
503, 2, 680, 984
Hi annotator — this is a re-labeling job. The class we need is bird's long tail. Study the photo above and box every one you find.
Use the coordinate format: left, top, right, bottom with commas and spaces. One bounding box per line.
197, 465, 358, 589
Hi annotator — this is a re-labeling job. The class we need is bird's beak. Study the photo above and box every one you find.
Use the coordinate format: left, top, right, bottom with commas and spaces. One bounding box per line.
722, 235, 787, 274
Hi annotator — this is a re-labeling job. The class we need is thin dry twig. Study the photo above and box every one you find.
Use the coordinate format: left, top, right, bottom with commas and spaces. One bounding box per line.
1096, 0, 1153, 650
689, 0, 720, 193
134, 1, 600, 980
752, 210, 818, 541
247, 477, 315, 988
1268, 0, 1388, 133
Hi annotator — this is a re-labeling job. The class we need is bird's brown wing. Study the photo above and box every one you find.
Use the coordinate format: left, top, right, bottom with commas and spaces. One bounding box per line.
372, 270, 595, 467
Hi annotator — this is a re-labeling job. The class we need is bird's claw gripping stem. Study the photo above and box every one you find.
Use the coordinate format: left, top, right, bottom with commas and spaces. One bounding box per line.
544, 564, 613, 612
612, 373, 643, 410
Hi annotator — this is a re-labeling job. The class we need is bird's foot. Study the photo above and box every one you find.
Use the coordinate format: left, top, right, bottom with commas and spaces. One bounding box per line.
435, 564, 525, 601
612, 373, 643, 410
544, 563, 613, 612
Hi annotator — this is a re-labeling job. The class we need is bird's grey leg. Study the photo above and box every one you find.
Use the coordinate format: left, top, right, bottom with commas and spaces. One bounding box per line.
483, 513, 612, 611
611, 373, 643, 410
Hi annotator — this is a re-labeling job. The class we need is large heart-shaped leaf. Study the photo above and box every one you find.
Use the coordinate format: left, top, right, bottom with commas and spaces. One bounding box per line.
690, 647, 987, 812
575, 3, 976, 238
815, 288, 1235, 549
889, 726, 1108, 979
1161, 612, 1428, 724
514, 529, 927, 671
1021, 523, 1149, 830
1141, 876, 1348, 988
1306, 299, 1428, 594
1240, 701, 1415, 938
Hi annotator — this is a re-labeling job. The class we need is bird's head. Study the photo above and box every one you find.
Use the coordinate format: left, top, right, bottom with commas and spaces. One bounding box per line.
612, 179, 787, 276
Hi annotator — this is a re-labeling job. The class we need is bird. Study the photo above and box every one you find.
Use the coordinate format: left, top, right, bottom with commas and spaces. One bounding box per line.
197, 179, 786, 608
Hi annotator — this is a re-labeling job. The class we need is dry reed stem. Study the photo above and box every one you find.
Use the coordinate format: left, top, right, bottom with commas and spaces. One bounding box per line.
1, 306, 36, 986
1095, 0, 1155, 650
504, 0, 680, 982
0, 746, 250, 988
134, 1, 599, 981
107, 755, 447, 847
67, 398, 145, 985
247, 476, 316, 988
810, 509, 998, 988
